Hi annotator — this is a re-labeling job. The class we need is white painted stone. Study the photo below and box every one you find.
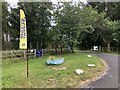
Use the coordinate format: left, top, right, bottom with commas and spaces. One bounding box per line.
88, 64, 95, 67
87, 55, 92, 57
75, 69, 84, 75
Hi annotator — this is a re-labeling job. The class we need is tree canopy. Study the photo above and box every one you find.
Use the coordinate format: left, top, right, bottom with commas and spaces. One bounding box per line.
2, 1, 120, 52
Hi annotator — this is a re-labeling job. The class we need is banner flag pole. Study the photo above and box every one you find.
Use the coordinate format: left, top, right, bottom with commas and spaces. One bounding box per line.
19, 9, 28, 77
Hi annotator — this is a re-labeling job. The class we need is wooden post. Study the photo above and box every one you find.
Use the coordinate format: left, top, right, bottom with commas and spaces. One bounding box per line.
34, 49, 36, 57
99, 46, 101, 51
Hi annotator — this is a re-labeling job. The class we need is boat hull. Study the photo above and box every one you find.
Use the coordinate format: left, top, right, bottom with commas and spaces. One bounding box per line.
46, 58, 64, 65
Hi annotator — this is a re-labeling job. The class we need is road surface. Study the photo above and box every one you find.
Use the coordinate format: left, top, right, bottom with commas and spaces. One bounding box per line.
81, 51, 119, 89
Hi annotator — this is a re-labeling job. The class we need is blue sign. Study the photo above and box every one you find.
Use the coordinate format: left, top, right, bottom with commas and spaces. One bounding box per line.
36, 49, 42, 57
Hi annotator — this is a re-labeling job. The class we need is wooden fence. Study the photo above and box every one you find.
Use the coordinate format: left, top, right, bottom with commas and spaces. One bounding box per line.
2, 47, 119, 59
2, 49, 50, 59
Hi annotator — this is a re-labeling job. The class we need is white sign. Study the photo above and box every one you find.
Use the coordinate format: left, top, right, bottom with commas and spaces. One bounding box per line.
93, 46, 98, 50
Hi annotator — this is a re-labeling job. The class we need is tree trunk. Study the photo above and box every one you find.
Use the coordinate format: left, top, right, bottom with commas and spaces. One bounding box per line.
36, 42, 38, 49
107, 43, 110, 52
5, 33, 9, 50
71, 47, 74, 53
99, 46, 101, 51
55, 47, 57, 54
30, 43, 32, 50
71, 42, 74, 53
55, 47, 58, 54
52, 41, 53, 50
60, 47, 63, 54
41, 41, 42, 49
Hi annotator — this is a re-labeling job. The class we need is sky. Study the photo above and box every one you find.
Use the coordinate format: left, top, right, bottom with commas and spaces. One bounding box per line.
6, 0, 87, 8
6, 0, 18, 8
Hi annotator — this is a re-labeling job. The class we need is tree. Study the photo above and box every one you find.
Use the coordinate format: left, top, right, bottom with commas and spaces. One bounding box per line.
101, 18, 119, 52
88, 2, 120, 20
88, 2, 120, 51
9, 2, 52, 49
2, 2, 10, 50
53, 2, 83, 53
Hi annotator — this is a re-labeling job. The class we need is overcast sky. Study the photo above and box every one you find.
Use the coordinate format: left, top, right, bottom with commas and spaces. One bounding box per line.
6, 0, 18, 8
6, 0, 87, 8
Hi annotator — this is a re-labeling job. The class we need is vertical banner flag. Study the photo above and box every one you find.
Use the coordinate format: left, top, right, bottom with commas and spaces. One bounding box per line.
19, 9, 27, 49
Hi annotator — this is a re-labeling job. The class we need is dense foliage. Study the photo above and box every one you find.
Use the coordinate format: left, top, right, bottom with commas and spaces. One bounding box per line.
2, 1, 120, 52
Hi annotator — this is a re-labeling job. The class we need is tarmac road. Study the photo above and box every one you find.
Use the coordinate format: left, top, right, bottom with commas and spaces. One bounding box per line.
81, 51, 119, 89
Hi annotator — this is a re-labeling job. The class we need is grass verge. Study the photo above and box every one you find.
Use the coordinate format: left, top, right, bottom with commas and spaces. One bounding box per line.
2, 52, 105, 88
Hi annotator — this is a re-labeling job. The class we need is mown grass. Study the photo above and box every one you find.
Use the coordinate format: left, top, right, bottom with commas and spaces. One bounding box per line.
2, 52, 105, 88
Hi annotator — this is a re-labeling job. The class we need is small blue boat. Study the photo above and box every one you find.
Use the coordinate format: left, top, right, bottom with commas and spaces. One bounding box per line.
46, 58, 64, 65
